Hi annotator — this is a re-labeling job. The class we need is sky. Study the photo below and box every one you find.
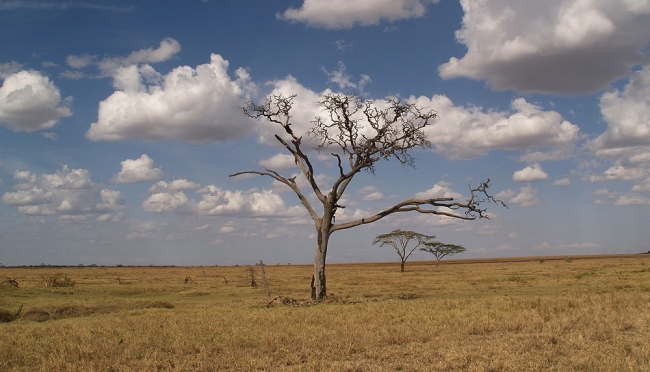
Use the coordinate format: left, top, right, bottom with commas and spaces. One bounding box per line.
1, 0, 649, 266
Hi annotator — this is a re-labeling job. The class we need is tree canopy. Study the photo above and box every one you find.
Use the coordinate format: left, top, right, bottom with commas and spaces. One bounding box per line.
372, 229, 435, 272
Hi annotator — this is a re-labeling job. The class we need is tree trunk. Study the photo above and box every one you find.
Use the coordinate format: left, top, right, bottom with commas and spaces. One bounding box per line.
400, 261, 405, 272
311, 222, 330, 301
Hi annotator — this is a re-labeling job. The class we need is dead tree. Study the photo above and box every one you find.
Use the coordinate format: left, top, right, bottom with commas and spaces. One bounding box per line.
259, 260, 271, 300
233, 94, 504, 301
245, 266, 258, 287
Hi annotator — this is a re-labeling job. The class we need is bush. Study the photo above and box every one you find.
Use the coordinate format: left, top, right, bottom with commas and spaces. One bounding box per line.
42, 274, 76, 288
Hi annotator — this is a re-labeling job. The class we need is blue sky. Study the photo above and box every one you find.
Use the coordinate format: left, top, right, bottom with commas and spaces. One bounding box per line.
1, 0, 649, 266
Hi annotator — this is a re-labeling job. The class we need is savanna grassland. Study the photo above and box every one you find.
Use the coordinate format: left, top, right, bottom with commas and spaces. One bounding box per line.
1, 255, 650, 371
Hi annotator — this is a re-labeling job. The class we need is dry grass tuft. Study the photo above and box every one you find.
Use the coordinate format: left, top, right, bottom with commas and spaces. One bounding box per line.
42, 273, 76, 288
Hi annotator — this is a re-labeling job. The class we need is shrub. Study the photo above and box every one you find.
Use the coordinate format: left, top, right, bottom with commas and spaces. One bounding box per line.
42, 274, 76, 288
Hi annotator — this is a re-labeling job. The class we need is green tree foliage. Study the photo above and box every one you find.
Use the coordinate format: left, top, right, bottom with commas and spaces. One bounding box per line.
420, 242, 466, 266
372, 229, 436, 272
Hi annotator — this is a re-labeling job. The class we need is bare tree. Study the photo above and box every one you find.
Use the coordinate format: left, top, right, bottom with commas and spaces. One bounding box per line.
233, 93, 504, 301
372, 230, 434, 272
420, 242, 467, 266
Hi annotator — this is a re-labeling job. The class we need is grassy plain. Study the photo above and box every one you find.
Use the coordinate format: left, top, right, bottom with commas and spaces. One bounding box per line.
1, 254, 650, 371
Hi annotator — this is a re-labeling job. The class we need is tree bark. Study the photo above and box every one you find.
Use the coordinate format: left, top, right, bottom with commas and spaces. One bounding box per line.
400, 261, 405, 272
311, 234, 328, 301
311, 216, 332, 301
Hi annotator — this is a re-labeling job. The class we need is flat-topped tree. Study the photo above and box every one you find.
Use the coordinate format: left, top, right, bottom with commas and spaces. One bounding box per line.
373, 230, 435, 272
420, 242, 467, 266
232, 93, 504, 301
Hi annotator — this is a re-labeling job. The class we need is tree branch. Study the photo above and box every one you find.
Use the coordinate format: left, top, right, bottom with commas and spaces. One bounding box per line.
229, 169, 320, 223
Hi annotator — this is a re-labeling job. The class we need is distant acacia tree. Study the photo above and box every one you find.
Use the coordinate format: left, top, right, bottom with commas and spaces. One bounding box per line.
372, 229, 435, 272
420, 242, 466, 266
233, 93, 504, 300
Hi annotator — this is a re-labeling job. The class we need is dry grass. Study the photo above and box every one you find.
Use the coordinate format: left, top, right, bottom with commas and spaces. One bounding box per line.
1, 255, 649, 371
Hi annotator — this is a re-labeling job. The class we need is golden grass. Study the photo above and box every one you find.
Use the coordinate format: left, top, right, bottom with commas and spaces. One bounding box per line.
1, 255, 649, 371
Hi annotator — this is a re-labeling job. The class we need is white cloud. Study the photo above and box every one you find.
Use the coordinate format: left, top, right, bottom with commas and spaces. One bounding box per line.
278, 0, 438, 29
140, 182, 305, 218
591, 65, 650, 150
557, 242, 601, 249
553, 178, 571, 186
142, 191, 191, 213
0, 70, 72, 132
86, 54, 255, 143
323, 61, 371, 92
196, 186, 304, 217
632, 178, 650, 192
589, 165, 647, 182
258, 78, 578, 161
66, 38, 181, 77
507, 185, 540, 207
0, 61, 22, 78
259, 153, 298, 171
512, 163, 548, 182
66, 54, 95, 69
534, 241, 553, 250
357, 185, 384, 201
614, 194, 650, 206
112, 154, 164, 184
148, 179, 201, 193
439, 0, 650, 94
412, 95, 579, 159
415, 181, 463, 199
256, 76, 330, 148
2, 165, 124, 216
42, 132, 57, 141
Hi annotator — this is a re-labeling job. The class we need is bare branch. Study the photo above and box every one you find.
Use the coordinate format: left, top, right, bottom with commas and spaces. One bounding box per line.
332, 180, 503, 233
229, 169, 320, 223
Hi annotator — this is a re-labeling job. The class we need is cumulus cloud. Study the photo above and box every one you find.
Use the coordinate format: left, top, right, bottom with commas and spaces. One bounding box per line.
257, 79, 579, 160
196, 186, 304, 217
148, 179, 200, 193
1, 165, 124, 216
439, 0, 650, 94
142, 191, 191, 213
278, 0, 439, 29
589, 165, 647, 183
140, 181, 305, 218
591, 65, 650, 150
0, 61, 22, 78
259, 153, 298, 171
111, 154, 164, 183
553, 178, 571, 186
614, 194, 650, 206
585, 65, 650, 192
412, 95, 579, 159
498, 186, 539, 207
0, 70, 72, 132
415, 181, 463, 200
512, 163, 549, 182
357, 185, 384, 201
86, 54, 255, 143
255, 76, 331, 148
